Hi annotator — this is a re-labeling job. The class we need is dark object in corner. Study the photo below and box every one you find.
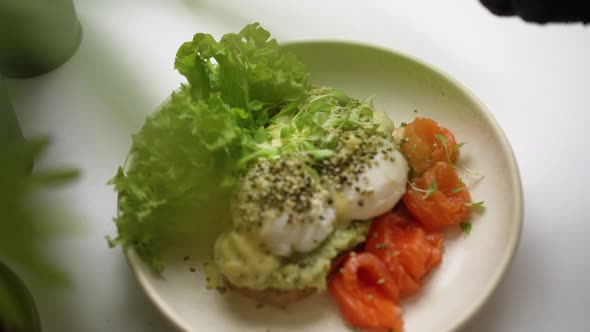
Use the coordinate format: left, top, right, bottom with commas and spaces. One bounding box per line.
0, 0, 82, 78
480, 0, 590, 24
0, 262, 42, 332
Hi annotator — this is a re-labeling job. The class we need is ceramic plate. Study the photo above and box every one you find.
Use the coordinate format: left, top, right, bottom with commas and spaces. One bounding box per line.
125, 41, 523, 332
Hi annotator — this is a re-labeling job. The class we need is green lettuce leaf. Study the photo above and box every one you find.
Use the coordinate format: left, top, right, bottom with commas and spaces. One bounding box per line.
109, 23, 391, 270
110, 23, 311, 269
109, 88, 253, 269
175, 22, 308, 111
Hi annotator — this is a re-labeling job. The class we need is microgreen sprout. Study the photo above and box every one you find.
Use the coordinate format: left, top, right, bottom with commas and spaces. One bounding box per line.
451, 186, 466, 194
408, 179, 437, 200
434, 134, 483, 179
463, 200, 485, 209
434, 134, 452, 165
460, 222, 472, 235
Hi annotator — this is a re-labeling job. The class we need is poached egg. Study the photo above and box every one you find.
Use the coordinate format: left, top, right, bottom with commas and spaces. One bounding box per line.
231, 131, 408, 257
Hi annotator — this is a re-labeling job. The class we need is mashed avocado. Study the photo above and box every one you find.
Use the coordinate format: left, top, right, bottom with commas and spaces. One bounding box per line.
209, 86, 397, 291
214, 221, 369, 290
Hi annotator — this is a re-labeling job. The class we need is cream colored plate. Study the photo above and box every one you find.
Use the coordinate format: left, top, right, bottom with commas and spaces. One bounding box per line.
125, 41, 523, 332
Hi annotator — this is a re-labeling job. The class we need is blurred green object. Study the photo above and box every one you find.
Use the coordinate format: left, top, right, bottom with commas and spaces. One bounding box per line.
0, 262, 41, 332
0, 78, 22, 140
1, 76, 31, 172
0, 77, 77, 330
0, 0, 82, 78
1, 76, 25, 142
0, 76, 36, 331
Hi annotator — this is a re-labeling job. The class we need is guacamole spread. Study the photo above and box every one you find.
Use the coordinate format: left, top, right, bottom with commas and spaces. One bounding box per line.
214, 221, 369, 290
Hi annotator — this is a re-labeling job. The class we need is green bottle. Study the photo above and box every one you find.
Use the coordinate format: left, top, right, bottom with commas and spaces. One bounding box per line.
0, 0, 82, 78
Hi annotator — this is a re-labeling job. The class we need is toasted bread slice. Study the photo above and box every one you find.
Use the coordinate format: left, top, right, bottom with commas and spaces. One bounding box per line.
224, 278, 316, 308
222, 249, 357, 307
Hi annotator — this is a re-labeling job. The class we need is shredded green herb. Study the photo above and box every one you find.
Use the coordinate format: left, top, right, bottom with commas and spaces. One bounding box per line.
408, 179, 438, 200
453, 142, 465, 153
460, 222, 472, 235
451, 187, 466, 194
434, 133, 453, 165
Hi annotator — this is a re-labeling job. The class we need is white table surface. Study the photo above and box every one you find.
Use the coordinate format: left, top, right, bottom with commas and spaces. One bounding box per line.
7, 0, 590, 331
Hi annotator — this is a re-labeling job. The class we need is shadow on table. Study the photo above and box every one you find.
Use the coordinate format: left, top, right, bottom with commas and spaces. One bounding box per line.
459, 234, 534, 332
119, 257, 178, 332
71, 20, 153, 135
180, 0, 253, 30
4, 13, 173, 331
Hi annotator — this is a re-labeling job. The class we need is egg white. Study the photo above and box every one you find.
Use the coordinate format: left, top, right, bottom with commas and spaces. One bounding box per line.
231, 158, 339, 258
258, 199, 337, 257
231, 137, 408, 257
339, 148, 409, 221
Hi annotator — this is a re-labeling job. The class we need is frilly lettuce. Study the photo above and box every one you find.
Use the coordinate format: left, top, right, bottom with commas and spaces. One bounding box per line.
108, 23, 390, 270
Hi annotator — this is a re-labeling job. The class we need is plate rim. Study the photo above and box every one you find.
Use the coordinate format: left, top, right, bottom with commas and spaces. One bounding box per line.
123, 39, 524, 332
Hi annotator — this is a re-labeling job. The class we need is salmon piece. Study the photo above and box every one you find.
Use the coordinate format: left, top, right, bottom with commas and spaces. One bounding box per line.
400, 117, 459, 175
365, 211, 444, 298
328, 252, 403, 331
403, 161, 471, 231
